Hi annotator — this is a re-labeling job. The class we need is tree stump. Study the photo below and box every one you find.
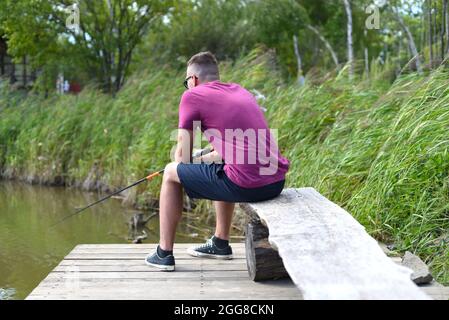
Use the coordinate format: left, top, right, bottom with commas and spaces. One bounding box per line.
244, 220, 288, 281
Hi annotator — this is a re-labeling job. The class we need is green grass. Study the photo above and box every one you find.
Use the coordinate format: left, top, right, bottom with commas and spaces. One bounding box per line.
1, 48, 448, 284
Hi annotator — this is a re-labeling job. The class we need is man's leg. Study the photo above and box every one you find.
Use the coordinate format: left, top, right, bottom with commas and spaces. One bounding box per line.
186, 200, 234, 259
159, 162, 183, 251
214, 201, 235, 241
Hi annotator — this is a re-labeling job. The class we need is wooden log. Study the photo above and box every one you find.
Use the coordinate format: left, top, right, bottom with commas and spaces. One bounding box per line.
245, 221, 288, 281
241, 188, 431, 299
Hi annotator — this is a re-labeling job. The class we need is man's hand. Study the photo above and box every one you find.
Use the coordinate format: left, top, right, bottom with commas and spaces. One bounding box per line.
197, 150, 222, 164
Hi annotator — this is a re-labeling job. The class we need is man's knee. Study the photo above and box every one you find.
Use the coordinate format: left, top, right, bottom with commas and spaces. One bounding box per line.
163, 162, 180, 183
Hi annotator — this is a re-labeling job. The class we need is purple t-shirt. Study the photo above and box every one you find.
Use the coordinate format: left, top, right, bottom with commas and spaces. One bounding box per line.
178, 80, 289, 188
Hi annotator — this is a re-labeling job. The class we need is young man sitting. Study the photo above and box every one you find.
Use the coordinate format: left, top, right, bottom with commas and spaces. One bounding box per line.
145, 51, 289, 271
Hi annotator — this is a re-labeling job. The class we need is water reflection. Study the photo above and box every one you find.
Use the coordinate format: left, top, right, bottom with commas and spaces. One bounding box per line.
0, 287, 16, 300
0, 180, 208, 299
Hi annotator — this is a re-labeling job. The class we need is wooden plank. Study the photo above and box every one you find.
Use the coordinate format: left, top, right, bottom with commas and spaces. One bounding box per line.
64, 244, 245, 260
58, 259, 246, 266
419, 287, 449, 300
241, 188, 431, 300
26, 243, 304, 300
31, 278, 297, 289
54, 264, 247, 272
27, 279, 303, 300
40, 271, 250, 280
59, 257, 246, 266
75, 243, 245, 249
27, 294, 301, 300
69, 248, 246, 254
64, 253, 246, 260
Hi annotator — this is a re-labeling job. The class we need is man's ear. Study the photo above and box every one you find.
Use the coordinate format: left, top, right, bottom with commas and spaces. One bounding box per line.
194, 76, 198, 87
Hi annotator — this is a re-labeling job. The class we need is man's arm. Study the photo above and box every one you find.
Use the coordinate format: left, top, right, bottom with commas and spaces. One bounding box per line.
175, 129, 193, 163
198, 150, 222, 163
175, 129, 222, 163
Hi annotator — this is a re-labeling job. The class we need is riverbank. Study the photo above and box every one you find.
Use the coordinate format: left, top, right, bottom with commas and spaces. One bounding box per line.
1, 49, 448, 284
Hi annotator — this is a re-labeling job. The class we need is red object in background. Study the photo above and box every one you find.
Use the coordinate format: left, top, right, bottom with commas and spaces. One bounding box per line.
69, 81, 82, 94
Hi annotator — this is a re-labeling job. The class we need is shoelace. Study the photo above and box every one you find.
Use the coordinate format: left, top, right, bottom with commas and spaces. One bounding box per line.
196, 238, 214, 250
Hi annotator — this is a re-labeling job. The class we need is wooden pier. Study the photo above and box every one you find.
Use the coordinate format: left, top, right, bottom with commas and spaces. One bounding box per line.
26, 243, 302, 300
26, 243, 449, 300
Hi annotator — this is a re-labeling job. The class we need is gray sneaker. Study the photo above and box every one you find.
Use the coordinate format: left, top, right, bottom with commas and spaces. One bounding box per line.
187, 237, 233, 260
145, 250, 175, 271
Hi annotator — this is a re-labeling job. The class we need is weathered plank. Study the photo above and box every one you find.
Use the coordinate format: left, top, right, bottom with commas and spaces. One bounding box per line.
26, 243, 303, 300
74, 245, 236, 251
418, 286, 449, 300
27, 278, 302, 300
54, 264, 246, 272
64, 253, 246, 260
58, 258, 245, 265
63, 243, 246, 260
70, 247, 246, 253
241, 188, 431, 300
43, 271, 251, 280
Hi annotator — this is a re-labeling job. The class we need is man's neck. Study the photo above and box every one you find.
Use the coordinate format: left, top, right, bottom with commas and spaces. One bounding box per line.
199, 78, 220, 85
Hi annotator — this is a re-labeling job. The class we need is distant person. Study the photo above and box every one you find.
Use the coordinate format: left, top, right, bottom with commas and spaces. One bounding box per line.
63, 80, 70, 93
145, 52, 289, 271
56, 77, 62, 94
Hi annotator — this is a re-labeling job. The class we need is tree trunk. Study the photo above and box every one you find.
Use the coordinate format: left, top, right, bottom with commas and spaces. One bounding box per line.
0, 51, 4, 75
307, 24, 340, 69
433, 0, 440, 62
364, 29, 369, 76
22, 55, 27, 87
441, 0, 449, 59
293, 35, 305, 86
442, 0, 446, 60
343, 0, 354, 79
428, 0, 433, 67
10, 62, 15, 84
393, 7, 423, 74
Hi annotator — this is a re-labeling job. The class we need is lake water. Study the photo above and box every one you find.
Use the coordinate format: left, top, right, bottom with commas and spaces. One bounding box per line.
0, 180, 217, 299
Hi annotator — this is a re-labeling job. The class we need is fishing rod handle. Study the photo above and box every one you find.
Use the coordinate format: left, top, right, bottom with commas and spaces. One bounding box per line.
192, 146, 214, 159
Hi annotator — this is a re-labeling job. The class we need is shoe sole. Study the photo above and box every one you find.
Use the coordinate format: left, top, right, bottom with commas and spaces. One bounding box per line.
144, 258, 175, 271
187, 247, 233, 260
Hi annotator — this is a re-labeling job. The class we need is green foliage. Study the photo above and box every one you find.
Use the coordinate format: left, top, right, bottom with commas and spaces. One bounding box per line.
136, 0, 256, 69
1, 46, 448, 284
3, 0, 446, 91
0, 0, 172, 93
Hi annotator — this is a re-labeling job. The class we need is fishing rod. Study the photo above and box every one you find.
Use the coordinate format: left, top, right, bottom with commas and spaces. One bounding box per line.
50, 146, 213, 228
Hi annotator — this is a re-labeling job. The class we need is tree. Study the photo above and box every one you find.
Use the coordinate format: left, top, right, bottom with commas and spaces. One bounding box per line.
252, 0, 309, 81
446, 0, 449, 56
343, 0, 354, 79
306, 24, 340, 70
292, 34, 305, 85
442, 0, 448, 58
389, 2, 423, 74
427, 0, 434, 66
0, 0, 171, 94
139, 0, 255, 68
